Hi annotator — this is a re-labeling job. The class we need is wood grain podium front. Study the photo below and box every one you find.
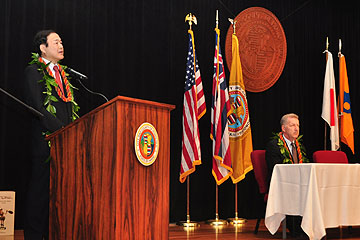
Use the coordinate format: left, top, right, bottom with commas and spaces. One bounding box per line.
47, 96, 175, 240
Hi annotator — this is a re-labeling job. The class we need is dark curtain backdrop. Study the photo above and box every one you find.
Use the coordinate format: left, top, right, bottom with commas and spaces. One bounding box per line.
1, 0, 359, 229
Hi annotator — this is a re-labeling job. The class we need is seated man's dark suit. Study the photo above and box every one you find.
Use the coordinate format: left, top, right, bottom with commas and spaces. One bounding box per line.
265, 137, 286, 186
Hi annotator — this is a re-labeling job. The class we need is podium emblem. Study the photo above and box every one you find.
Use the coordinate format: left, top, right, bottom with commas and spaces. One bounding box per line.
134, 122, 159, 166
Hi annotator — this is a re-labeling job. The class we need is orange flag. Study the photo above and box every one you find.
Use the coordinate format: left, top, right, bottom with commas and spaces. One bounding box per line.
338, 53, 355, 154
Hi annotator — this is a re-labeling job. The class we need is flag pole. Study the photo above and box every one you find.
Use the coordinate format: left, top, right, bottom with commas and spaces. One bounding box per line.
206, 183, 227, 225
227, 183, 246, 224
226, 18, 245, 225
324, 37, 329, 150
177, 176, 199, 227
338, 39, 342, 151
205, 9, 227, 227
176, 13, 201, 228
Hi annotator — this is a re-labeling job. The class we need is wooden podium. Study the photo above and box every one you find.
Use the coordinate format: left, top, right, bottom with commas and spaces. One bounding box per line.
47, 96, 175, 239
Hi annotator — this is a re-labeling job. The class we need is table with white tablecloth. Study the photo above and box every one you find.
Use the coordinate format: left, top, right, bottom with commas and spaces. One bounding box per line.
265, 163, 360, 240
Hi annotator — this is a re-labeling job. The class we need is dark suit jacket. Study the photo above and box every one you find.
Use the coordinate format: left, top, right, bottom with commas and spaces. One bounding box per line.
265, 138, 285, 185
24, 64, 73, 161
265, 136, 308, 189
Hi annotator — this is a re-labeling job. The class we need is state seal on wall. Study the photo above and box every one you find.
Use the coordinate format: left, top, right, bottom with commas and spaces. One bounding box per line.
134, 122, 159, 166
225, 7, 287, 92
228, 85, 250, 138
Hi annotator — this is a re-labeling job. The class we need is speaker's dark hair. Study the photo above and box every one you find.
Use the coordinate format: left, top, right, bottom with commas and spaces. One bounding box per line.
33, 29, 56, 55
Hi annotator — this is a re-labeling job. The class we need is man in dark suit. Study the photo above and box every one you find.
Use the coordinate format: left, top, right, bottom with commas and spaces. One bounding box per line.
265, 113, 308, 237
266, 113, 308, 176
23, 30, 75, 240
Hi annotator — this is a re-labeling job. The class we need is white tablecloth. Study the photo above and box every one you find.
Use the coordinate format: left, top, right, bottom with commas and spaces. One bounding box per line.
265, 163, 360, 240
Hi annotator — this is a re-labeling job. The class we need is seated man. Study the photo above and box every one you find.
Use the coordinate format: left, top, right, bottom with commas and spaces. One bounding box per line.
265, 113, 309, 237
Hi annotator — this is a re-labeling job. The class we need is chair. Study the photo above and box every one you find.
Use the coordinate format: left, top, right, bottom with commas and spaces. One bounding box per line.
251, 150, 287, 238
251, 150, 268, 234
313, 150, 348, 163
313, 150, 351, 235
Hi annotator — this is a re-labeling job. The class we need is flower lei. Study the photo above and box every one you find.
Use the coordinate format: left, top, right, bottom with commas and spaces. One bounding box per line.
29, 53, 79, 121
272, 132, 309, 164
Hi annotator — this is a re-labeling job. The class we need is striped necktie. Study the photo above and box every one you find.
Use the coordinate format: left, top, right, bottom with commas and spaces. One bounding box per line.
53, 65, 64, 94
291, 142, 298, 164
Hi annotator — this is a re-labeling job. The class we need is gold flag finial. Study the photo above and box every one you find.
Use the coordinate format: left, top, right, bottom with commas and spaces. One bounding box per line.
326, 37, 329, 50
228, 18, 237, 34
216, 10, 219, 28
338, 39, 342, 56
185, 13, 197, 30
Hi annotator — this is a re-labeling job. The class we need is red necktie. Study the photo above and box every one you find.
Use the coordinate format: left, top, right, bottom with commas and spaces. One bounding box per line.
53, 65, 64, 93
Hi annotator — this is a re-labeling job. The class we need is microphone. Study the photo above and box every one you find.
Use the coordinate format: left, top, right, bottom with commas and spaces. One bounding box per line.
66, 67, 109, 102
67, 67, 88, 79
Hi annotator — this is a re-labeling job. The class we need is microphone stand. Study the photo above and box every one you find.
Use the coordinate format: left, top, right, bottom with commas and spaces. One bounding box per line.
0, 87, 44, 118
73, 77, 109, 103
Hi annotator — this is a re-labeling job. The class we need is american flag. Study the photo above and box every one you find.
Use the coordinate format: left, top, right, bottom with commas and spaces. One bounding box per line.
210, 28, 233, 185
179, 29, 206, 183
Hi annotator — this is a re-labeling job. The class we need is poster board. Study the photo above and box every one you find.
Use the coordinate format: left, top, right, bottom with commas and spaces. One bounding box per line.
0, 191, 15, 236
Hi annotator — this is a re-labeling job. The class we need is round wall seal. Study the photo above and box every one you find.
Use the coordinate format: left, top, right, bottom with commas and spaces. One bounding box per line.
225, 7, 287, 92
134, 122, 159, 166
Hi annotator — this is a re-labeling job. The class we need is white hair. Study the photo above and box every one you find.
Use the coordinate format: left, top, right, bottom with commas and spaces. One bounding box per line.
280, 113, 299, 127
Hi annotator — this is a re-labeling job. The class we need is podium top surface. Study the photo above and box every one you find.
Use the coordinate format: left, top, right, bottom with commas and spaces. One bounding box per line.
46, 95, 175, 140
108, 95, 176, 110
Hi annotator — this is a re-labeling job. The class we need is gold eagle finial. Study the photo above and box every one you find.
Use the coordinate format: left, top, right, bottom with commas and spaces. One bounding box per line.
185, 13, 197, 30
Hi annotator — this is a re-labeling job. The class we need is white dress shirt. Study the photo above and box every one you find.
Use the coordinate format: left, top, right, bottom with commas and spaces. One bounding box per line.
41, 57, 62, 83
282, 134, 295, 154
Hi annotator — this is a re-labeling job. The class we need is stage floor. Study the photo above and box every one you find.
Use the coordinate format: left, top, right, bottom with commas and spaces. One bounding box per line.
5, 219, 360, 239
169, 219, 360, 240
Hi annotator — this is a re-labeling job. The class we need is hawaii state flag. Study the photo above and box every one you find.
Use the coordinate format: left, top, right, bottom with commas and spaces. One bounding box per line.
321, 50, 339, 151
179, 29, 206, 183
210, 27, 233, 185
228, 33, 253, 183
339, 53, 354, 154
